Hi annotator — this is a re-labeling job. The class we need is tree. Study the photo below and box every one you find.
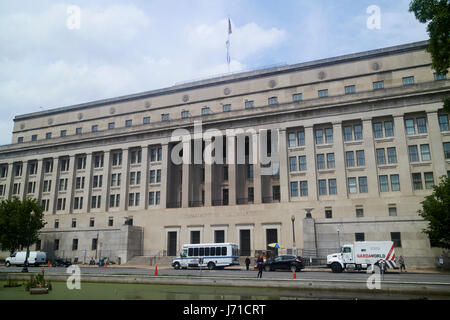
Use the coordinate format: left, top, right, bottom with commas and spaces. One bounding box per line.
409, 0, 450, 113
418, 176, 450, 249
0, 197, 46, 255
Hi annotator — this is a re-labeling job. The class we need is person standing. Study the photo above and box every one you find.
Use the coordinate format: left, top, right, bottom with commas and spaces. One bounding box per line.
379, 259, 386, 280
245, 257, 251, 271
256, 255, 264, 278
398, 256, 406, 272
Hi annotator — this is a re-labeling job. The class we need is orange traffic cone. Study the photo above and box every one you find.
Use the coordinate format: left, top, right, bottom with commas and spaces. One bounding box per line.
47, 261, 50, 267
154, 265, 158, 276
293, 271, 296, 279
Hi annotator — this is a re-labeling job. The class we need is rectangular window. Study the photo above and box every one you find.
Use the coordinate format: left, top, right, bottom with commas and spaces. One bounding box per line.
143, 116, 151, 124
125, 120, 132, 127
420, 144, 431, 161
389, 206, 397, 216
315, 129, 324, 145
348, 177, 357, 194
248, 187, 254, 203
384, 121, 394, 137
416, 117, 427, 134
201, 107, 211, 115
112, 152, 122, 166
89, 218, 95, 227
181, 111, 190, 118
92, 125, 98, 132
72, 239, 78, 251
130, 150, 142, 164
325, 209, 332, 219
328, 179, 337, 195
391, 232, 402, 247
32, 135, 37, 141
297, 131, 305, 146
359, 176, 368, 193
94, 154, 104, 168
60, 130, 66, 137
376, 149, 386, 165
387, 147, 397, 164
326, 153, 335, 169
405, 119, 416, 135
156, 191, 160, 205
412, 173, 423, 190
346, 151, 355, 167
356, 208, 364, 217
390, 174, 400, 191
108, 217, 114, 226
161, 114, 169, 121
318, 89, 328, 98
379, 175, 389, 192
439, 114, 449, 131
299, 156, 307, 171
343, 126, 353, 141
222, 104, 231, 112
444, 142, 450, 159
300, 181, 308, 197
424, 172, 434, 189
244, 100, 254, 109
318, 179, 327, 196
45, 132, 52, 139
290, 182, 298, 197
293, 93, 303, 101
373, 122, 383, 138
345, 85, 355, 94
356, 150, 365, 166
408, 145, 419, 162
325, 128, 333, 143
355, 233, 365, 242
373, 81, 384, 90
108, 122, 115, 129
77, 156, 86, 170
289, 157, 297, 172
316, 154, 325, 170
434, 73, 447, 81
402, 76, 414, 85
268, 97, 278, 105
288, 132, 296, 148
354, 125, 362, 140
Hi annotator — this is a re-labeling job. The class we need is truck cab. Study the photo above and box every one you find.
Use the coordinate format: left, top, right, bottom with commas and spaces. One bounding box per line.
327, 245, 354, 273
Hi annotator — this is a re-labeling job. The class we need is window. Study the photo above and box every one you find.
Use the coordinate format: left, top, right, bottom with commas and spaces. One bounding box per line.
111, 173, 121, 187
71, 219, 76, 228
300, 181, 308, 196
373, 122, 383, 138
412, 173, 423, 190
58, 178, 68, 191
318, 179, 327, 196
348, 177, 357, 194
125, 120, 132, 127
92, 238, 98, 250
354, 125, 362, 140
439, 114, 449, 131
108, 217, 114, 226
94, 154, 104, 168
326, 153, 335, 169
92, 125, 98, 132
444, 142, 450, 159
12, 183, 20, 195
384, 121, 394, 137
245, 100, 254, 109
359, 177, 368, 193
318, 89, 328, 98
181, 110, 190, 118
288, 132, 296, 148
128, 192, 140, 207
345, 85, 355, 94
325, 209, 332, 219
315, 129, 324, 144
54, 219, 59, 228
248, 187, 254, 203
60, 130, 66, 137
424, 172, 434, 189
222, 104, 231, 112
387, 147, 397, 164
143, 116, 151, 124
293, 93, 302, 101
32, 135, 37, 141
93, 175, 103, 188
28, 162, 37, 175
72, 239, 78, 251
297, 131, 305, 146
402, 76, 414, 85
376, 149, 386, 165
268, 97, 278, 105
91, 195, 101, 209
89, 218, 95, 227
45, 132, 52, 139
325, 128, 333, 143
77, 156, 86, 170
389, 206, 397, 216
355, 233, 365, 242
289, 157, 297, 172
391, 232, 402, 247
317, 154, 325, 170
247, 164, 254, 179
328, 179, 337, 195
109, 194, 120, 208
201, 107, 211, 115
299, 156, 307, 171
356, 208, 364, 217
390, 174, 400, 191
343, 126, 353, 141
346, 151, 355, 167
161, 114, 169, 121
379, 175, 389, 192
416, 117, 427, 134
76, 127, 82, 135
73, 197, 83, 210
356, 150, 365, 166
108, 122, 115, 129
43, 180, 52, 193
130, 149, 142, 164
420, 144, 431, 161
434, 73, 447, 81
290, 182, 298, 197
112, 152, 122, 166
54, 239, 60, 251
405, 119, 415, 135
27, 181, 35, 194
408, 145, 419, 162
373, 81, 384, 90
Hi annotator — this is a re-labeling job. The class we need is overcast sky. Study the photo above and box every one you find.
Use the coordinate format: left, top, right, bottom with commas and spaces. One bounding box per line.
0, 0, 428, 145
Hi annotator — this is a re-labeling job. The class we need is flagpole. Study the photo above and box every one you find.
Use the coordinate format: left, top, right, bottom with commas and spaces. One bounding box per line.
227, 16, 232, 73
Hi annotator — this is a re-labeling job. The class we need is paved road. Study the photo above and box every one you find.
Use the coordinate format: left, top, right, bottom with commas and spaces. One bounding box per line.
2, 265, 450, 285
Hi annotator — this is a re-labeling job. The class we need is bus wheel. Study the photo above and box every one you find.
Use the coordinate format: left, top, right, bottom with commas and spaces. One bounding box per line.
207, 262, 215, 270
173, 262, 181, 270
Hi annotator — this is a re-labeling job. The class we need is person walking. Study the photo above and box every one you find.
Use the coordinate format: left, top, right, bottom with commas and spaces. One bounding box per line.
398, 256, 406, 272
245, 257, 251, 271
379, 259, 386, 280
256, 255, 264, 278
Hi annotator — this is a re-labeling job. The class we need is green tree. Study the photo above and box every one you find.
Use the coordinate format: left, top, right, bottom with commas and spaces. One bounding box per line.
0, 197, 46, 255
409, 0, 450, 112
418, 176, 450, 249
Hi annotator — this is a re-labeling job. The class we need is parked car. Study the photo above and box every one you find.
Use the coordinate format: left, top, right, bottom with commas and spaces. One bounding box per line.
5, 251, 47, 267
264, 255, 304, 272
52, 258, 72, 267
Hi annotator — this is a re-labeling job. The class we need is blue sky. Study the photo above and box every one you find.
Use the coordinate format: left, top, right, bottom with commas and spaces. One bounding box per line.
0, 0, 428, 145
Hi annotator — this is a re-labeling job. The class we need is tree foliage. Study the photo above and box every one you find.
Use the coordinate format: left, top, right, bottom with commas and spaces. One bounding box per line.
418, 176, 450, 249
409, 0, 450, 113
0, 197, 46, 255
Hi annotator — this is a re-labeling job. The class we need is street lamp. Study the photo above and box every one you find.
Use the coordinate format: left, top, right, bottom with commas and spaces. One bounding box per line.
337, 227, 341, 251
22, 210, 35, 273
291, 215, 297, 256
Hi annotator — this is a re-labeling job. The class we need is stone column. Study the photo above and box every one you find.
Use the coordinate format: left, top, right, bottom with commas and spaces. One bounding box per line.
427, 111, 447, 178
65, 155, 76, 213
332, 121, 347, 198
204, 137, 213, 207
278, 128, 290, 202
393, 114, 413, 195
49, 157, 60, 214
83, 153, 93, 213
253, 132, 262, 204
119, 148, 129, 211
140, 146, 149, 210
34, 159, 44, 201
19, 161, 29, 200
160, 143, 169, 209
4, 163, 14, 200
362, 118, 379, 197
304, 125, 318, 200
226, 134, 237, 206
101, 150, 111, 211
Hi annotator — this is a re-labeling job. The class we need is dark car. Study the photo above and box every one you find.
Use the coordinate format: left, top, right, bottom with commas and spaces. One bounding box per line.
264, 255, 304, 272
52, 258, 72, 267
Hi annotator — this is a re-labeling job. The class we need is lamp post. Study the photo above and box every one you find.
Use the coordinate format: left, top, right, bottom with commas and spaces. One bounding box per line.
22, 210, 35, 273
291, 215, 296, 256
337, 227, 341, 251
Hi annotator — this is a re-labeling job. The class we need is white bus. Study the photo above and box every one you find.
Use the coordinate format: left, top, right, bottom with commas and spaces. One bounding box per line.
172, 243, 239, 270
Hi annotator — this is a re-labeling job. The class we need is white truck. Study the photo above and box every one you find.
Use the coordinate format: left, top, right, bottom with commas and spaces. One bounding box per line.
326, 241, 397, 273
5, 251, 47, 267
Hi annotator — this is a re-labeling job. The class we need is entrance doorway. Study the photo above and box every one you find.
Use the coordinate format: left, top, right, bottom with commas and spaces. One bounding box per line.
240, 229, 251, 256
167, 232, 177, 256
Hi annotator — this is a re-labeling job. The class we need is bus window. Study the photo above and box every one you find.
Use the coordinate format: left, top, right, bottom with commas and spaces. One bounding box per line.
199, 247, 204, 256
188, 248, 193, 256
210, 247, 215, 256
194, 248, 199, 256
222, 247, 227, 256
205, 247, 210, 256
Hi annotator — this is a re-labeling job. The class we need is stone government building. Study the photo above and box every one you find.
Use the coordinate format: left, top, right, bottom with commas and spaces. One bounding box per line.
0, 40, 449, 267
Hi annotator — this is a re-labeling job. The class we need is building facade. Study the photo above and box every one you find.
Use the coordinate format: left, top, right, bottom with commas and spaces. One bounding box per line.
0, 40, 449, 267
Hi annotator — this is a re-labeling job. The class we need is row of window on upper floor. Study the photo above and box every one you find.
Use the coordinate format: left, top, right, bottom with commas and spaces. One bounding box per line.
287, 113, 449, 148
15, 73, 448, 144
